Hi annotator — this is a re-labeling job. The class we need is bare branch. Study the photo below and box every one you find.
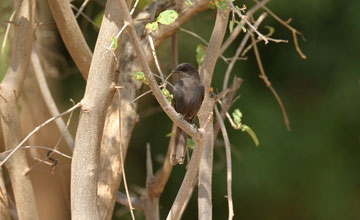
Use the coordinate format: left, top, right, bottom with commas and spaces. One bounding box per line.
0, 103, 81, 167
0, 0, 39, 218
250, 32, 291, 130
70, 0, 125, 218
179, 28, 229, 63
31, 47, 74, 151
214, 106, 234, 220
148, 34, 166, 84
221, 0, 270, 54
0, 11, 15, 58
0, 146, 72, 161
75, 0, 90, 18
116, 87, 136, 220
48, 0, 92, 78
228, 0, 268, 44
223, 12, 267, 91
254, 0, 307, 59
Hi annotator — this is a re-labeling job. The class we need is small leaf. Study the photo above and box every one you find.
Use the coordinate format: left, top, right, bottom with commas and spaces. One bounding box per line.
133, 71, 148, 85
229, 19, 235, 34
265, 25, 275, 36
196, 44, 207, 66
232, 108, 243, 127
240, 25, 247, 33
186, 0, 193, 6
162, 88, 173, 104
166, 132, 173, 137
242, 125, 259, 146
146, 22, 159, 31
157, 10, 179, 25
112, 37, 118, 50
187, 137, 195, 149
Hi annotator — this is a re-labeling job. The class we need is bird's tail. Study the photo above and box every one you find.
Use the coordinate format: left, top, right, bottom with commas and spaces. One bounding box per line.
172, 127, 188, 165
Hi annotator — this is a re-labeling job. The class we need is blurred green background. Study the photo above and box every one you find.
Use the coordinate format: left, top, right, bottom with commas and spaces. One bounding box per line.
1, 0, 360, 220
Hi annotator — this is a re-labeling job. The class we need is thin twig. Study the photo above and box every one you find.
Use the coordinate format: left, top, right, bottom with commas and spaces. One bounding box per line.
254, 0, 306, 59
250, 33, 291, 130
130, 0, 140, 16
179, 28, 230, 64
31, 47, 75, 150
130, 75, 173, 104
106, 22, 129, 51
0, 145, 72, 161
116, 87, 135, 220
148, 34, 166, 84
228, 0, 268, 44
223, 12, 267, 91
0, 11, 15, 58
71, 4, 99, 30
221, 0, 270, 54
0, 103, 81, 167
148, 130, 174, 198
214, 106, 234, 220
75, 0, 90, 18
24, 101, 76, 175
241, 29, 288, 56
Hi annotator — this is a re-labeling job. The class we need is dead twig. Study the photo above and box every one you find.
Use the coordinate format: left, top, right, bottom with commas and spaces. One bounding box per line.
223, 12, 267, 91
31, 46, 75, 151
254, 0, 307, 59
214, 106, 234, 220
116, 87, 136, 220
250, 33, 291, 130
0, 103, 81, 167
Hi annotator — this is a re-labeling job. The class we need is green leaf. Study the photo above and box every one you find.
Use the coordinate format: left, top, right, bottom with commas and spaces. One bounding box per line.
196, 44, 207, 66
162, 88, 173, 104
265, 25, 275, 36
112, 37, 118, 50
232, 108, 243, 127
187, 137, 195, 149
242, 125, 259, 146
216, 0, 228, 10
186, 0, 193, 6
166, 132, 173, 137
229, 19, 235, 34
157, 10, 179, 25
146, 22, 159, 31
133, 71, 148, 85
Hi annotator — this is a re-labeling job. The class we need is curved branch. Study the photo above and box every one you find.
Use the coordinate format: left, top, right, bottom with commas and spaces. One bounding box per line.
48, 0, 92, 78
31, 47, 75, 151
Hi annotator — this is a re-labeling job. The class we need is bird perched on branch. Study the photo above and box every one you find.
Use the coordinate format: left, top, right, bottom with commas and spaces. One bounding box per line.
171, 63, 205, 165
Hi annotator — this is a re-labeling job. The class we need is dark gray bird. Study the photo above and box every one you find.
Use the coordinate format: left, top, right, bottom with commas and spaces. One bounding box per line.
171, 63, 205, 165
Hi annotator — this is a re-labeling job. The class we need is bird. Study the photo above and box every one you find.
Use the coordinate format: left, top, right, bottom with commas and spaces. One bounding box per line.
171, 63, 205, 165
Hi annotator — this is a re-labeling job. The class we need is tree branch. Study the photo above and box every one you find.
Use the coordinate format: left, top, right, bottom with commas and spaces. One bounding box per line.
70, 0, 125, 218
47, 0, 92, 78
0, 0, 39, 219
31, 47, 74, 151
214, 106, 234, 220
196, 6, 230, 220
